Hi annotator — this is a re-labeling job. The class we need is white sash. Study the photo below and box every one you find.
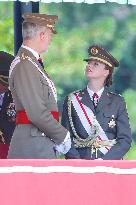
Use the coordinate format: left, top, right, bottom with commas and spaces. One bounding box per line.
9, 56, 20, 77
71, 93, 111, 155
9, 56, 57, 102
27, 57, 57, 102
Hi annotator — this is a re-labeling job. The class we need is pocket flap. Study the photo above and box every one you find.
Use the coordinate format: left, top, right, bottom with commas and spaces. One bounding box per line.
31, 127, 45, 137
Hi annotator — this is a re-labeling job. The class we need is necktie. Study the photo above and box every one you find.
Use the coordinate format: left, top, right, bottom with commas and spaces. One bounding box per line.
38, 57, 51, 80
92, 93, 99, 109
38, 57, 44, 69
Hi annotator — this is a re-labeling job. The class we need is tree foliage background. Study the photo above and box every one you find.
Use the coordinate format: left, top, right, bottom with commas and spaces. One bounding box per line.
1, 2, 136, 159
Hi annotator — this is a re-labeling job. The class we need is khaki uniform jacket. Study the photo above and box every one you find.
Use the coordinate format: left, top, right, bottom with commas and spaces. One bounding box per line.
8, 47, 67, 159
62, 88, 132, 160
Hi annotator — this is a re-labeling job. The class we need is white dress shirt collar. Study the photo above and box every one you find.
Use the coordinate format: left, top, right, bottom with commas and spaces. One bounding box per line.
22, 45, 39, 60
87, 86, 104, 100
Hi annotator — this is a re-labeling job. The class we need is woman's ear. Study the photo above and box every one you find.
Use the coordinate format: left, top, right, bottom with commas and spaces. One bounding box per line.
104, 68, 110, 77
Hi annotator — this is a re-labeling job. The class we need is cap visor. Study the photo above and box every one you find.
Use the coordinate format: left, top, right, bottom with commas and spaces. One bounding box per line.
52, 28, 57, 34
83, 59, 90, 62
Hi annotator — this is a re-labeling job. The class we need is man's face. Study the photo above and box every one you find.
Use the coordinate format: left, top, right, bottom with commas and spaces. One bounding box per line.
0, 82, 8, 93
85, 60, 109, 81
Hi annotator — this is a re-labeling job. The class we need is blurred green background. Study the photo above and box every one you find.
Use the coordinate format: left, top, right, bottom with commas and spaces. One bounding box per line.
1, 2, 136, 159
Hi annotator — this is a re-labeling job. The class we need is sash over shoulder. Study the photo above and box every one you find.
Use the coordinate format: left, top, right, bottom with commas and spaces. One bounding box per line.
67, 92, 116, 158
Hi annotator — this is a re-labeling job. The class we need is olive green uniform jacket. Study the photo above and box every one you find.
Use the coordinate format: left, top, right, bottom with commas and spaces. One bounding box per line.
8, 47, 68, 159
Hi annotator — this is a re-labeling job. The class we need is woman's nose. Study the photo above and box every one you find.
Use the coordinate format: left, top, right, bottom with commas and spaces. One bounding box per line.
87, 64, 93, 69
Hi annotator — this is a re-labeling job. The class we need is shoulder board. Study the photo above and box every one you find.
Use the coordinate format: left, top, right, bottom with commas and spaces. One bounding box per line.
73, 89, 82, 95
20, 53, 31, 61
69, 89, 84, 97
107, 92, 122, 97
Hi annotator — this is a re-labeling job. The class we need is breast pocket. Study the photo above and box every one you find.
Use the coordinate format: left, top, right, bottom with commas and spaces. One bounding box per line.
30, 127, 45, 137
40, 80, 51, 102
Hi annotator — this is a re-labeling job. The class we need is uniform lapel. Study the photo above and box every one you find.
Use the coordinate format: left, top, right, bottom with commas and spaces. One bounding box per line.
80, 88, 95, 113
96, 88, 111, 113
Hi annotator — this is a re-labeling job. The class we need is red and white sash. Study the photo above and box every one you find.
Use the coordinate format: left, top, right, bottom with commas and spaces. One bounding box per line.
71, 93, 111, 155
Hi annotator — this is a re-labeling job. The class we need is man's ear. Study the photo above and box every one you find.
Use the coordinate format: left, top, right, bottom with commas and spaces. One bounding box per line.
40, 31, 45, 40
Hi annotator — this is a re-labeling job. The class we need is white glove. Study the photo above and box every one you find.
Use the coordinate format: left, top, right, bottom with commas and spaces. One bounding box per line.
54, 132, 71, 155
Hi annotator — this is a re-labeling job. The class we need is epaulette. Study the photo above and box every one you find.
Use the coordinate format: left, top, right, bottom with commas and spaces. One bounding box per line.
72, 89, 83, 97
107, 92, 122, 97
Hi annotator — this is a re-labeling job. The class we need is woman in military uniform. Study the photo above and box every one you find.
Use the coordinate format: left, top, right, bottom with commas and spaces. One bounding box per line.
0, 51, 16, 158
61, 45, 132, 160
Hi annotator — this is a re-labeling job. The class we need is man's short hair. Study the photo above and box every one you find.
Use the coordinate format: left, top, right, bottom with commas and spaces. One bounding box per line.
22, 21, 47, 40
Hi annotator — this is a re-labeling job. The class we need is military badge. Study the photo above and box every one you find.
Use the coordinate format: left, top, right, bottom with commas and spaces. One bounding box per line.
6, 102, 16, 122
108, 115, 116, 128
106, 92, 110, 96
90, 47, 98, 55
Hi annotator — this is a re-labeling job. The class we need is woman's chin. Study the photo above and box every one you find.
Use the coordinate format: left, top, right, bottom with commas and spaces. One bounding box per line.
85, 73, 93, 79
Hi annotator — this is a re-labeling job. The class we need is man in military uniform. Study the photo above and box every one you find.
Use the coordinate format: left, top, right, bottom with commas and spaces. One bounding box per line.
8, 13, 71, 159
62, 45, 132, 160
0, 51, 16, 158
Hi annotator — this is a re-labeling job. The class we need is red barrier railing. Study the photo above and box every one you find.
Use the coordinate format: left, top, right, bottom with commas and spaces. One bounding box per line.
0, 159, 135, 205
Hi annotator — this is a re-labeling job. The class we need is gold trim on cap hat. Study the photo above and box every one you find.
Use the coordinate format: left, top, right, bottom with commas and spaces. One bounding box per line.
46, 24, 53, 28
23, 13, 57, 23
89, 56, 113, 67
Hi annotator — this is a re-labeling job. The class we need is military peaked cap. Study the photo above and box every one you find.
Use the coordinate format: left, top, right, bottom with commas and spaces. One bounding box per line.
84, 45, 119, 68
0, 51, 14, 85
22, 13, 58, 34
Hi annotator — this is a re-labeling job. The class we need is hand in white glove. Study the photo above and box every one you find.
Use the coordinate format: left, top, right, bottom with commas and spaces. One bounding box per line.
54, 132, 71, 155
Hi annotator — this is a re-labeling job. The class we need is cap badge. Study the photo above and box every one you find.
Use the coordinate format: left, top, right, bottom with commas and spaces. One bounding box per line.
91, 47, 98, 55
